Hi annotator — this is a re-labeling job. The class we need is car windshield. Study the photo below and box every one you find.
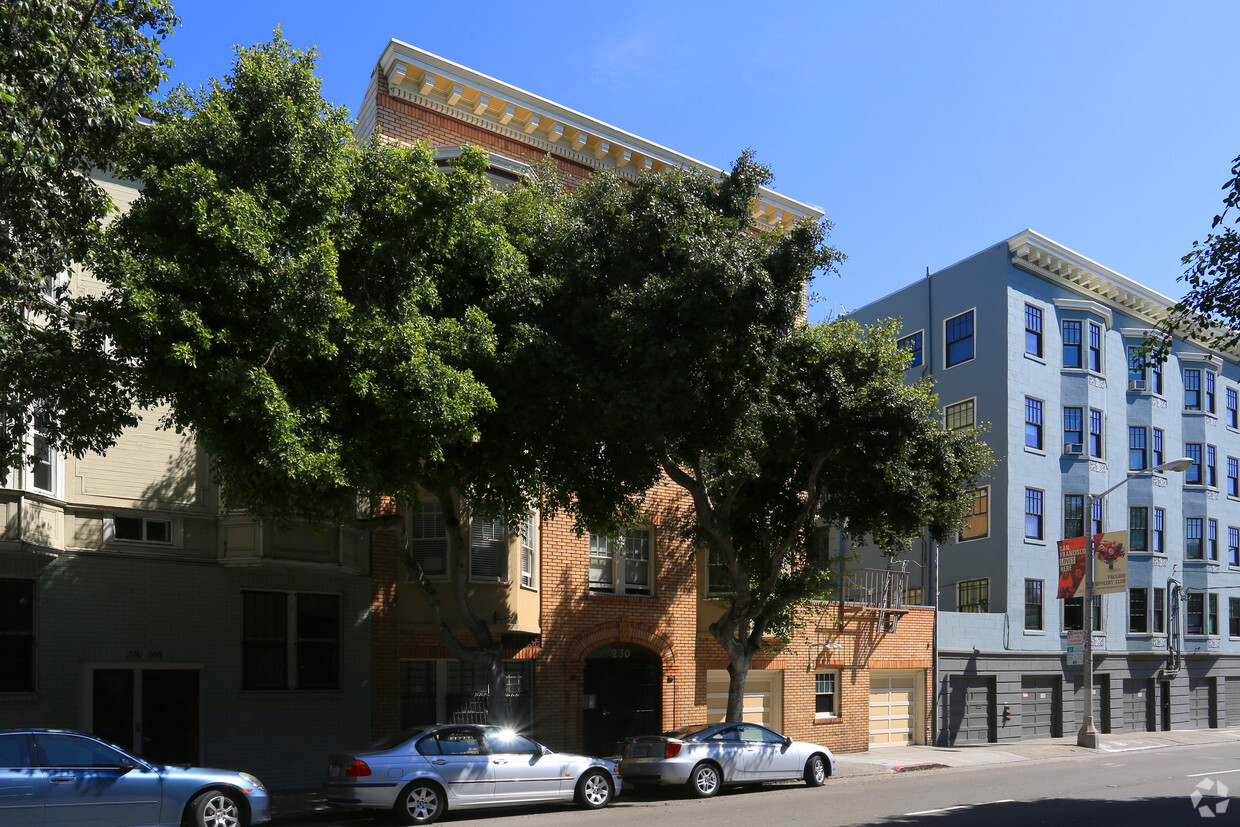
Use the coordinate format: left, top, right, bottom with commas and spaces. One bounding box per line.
369, 728, 431, 751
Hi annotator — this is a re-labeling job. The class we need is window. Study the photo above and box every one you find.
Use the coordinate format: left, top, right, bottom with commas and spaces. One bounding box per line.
1088, 321, 1103, 372
1152, 359, 1163, 395
945, 310, 975, 368
958, 578, 988, 613
1063, 407, 1083, 449
1090, 498, 1103, 536
469, 513, 506, 581
1064, 594, 1101, 631
1127, 346, 1145, 384
1025, 397, 1043, 450
1129, 588, 1148, 633
1207, 371, 1217, 413
1231, 598, 1240, 637
945, 398, 976, 431
960, 487, 989, 541
1129, 507, 1148, 551
588, 529, 652, 595
1208, 445, 1218, 488
1024, 579, 1043, 631
38, 733, 129, 768
1210, 593, 1220, 635
1229, 388, 1238, 428
1187, 517, 1204, 559
1154, 507, 1166, 553
242, 590, 340, 690
705, 547, 732, 597
897, 331, 923, 368
1153, 588, 1166, 633
399, 659, 533, 728
1064, 494, 1085, 539
906, 586, 923, 605
1231, 526, 1240, 567
1025, 488, 1044, 539
111, 516, 172, 544
1153, 428, 1164, 467
1187, 593, 1205, 636
410, 499, 448, 577
1063, 320, 1082, 368
1229, 457, 1239, 497
1025, 304, 1043, 357
1129, 427, 1147, 471
1210, 519, 1219, 560
1185, 368, 1202, 410
1186, 443, 1203, 485
1089, 409, 1103, 458
30, 421, 54, 493
815, 671, 838, 718
519, 512, 538, 589
0, 579, 34, 692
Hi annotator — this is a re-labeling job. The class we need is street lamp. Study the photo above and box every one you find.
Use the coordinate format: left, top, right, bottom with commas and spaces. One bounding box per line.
1077, 456, 1194, 748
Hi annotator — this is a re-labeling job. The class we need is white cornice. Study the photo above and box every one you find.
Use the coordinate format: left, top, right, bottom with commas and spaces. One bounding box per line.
376, 39, 822, 231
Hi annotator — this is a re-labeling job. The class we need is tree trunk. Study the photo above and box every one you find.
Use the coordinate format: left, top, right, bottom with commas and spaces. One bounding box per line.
724, 651, 756, 722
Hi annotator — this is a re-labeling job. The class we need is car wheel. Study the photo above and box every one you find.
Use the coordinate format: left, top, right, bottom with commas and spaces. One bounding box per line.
393, 781, 444, 825
804, 754, 828, 787
188, 789, 246, 827
687, 762, 721, 798
576, 769, 613, 809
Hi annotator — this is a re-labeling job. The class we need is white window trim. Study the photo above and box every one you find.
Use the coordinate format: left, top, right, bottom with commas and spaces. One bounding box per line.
24, 425, 63, 499
519, 512, 538, 591
407, 498, 449, 581
814, 669, 839, 719
104, 515, 182, 547
467, 513, 509, 584
589, 527, 654, 596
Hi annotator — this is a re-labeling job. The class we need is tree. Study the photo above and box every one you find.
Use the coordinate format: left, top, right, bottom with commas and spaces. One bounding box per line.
0, 0, 177, 474
1156, 154, 1240, 354
520, 156, 990, 719
92, 36, 544, 721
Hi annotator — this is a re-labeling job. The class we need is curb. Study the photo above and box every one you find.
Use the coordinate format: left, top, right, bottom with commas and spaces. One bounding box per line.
892, 762, 948, 773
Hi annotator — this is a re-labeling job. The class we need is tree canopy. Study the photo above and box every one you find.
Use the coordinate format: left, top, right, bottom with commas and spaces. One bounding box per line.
1, 0, 176, 474
1158, 154, 1240, 353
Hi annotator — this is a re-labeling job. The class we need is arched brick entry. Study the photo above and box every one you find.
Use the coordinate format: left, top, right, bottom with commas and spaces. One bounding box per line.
566, 619, 677, 668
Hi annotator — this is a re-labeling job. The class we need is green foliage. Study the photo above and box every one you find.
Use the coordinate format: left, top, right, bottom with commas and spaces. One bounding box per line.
0, 0, 176, 472
1156, 154, 1240, 355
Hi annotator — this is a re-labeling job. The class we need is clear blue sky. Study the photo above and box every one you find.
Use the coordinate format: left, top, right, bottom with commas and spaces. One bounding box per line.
158, 0, 1240, 323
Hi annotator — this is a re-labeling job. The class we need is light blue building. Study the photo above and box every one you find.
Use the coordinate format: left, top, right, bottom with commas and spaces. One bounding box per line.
847, 230, 1240, 745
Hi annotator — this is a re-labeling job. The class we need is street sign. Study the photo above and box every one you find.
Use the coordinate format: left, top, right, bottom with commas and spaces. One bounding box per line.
1066, 630, 1084, 666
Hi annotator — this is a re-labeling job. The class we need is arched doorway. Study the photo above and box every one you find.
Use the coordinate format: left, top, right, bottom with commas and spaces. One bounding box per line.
582, 643, 662, 757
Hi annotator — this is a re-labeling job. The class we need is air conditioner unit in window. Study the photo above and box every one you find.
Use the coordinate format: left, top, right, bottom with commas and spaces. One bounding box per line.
1128, 379, 1148, 392
1064, 443, 1085, 457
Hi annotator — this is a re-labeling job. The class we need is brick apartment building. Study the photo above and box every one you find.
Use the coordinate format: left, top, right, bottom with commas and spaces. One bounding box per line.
357, 39, 937, 757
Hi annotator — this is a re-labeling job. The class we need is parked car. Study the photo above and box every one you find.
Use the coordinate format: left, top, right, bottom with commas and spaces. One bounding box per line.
618, 722, 836, 797
0, 728, 270, 827
324, 724, 621, 825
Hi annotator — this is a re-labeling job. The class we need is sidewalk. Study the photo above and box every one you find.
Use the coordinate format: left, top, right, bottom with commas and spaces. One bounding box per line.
832, 727, 1240, 778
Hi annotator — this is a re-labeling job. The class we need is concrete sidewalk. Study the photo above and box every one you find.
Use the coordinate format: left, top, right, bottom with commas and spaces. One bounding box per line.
832, 727, 1240, 778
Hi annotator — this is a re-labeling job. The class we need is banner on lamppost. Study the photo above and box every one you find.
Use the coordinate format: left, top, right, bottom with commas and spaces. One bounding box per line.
1057, 530, 1129, 599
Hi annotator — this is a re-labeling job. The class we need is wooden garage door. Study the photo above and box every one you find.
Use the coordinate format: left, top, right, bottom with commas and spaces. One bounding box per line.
869, 671, 917, 746
706, 669, 783, 731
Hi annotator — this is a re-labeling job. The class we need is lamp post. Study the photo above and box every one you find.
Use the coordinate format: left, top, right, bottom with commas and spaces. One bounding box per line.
1077, 456, 1194, 748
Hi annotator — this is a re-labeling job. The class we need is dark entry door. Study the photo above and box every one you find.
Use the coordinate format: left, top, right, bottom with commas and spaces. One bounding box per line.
582, 644, 661, 757
92, 668, 200, 765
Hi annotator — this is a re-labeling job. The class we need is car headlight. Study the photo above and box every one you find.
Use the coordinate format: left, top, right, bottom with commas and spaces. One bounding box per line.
239, 772, 266, 792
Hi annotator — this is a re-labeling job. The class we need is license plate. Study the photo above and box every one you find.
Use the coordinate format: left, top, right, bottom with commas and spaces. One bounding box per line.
329, 766, 340, 777
631, 746, 650, 758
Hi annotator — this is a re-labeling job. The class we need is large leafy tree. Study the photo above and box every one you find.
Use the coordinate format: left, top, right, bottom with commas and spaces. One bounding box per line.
92, 36, 543, 720
520, 157, 989, 718
0, 0, 177, 473
1157, 154, 1240, 353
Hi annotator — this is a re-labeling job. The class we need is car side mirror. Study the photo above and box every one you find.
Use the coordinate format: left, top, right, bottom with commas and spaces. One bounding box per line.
118, 758, 138, 773
783, 737, 792, 748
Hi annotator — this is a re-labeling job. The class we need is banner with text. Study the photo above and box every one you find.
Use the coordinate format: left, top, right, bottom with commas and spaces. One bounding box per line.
1056, 531, 1128, 598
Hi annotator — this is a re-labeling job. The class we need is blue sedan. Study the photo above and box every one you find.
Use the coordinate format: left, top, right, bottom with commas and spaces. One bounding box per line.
0, 729, 270, 827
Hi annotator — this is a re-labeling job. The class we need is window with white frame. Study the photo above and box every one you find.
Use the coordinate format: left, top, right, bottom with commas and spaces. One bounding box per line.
1024, 579, 1043, 631
29, 420, 56, 494
1185, 368, 1203, 410
945, 310, 975, 368
1063, 320, 1082, 368
242, 590, 340, 690
1025, 397, 1043, 450
409, 499, 448, 577
1088, 321, 1103, 372
1024, 488, 1044, 539
1064, 594, 1101, 631
814, 671, 838, 718
588, 528, 652, 595
1025, 304, 1043, 358
519, 512, 538, 589
109, 515, 173, 544
1187, 592, 1205, 636
1129, 587, 1148, 633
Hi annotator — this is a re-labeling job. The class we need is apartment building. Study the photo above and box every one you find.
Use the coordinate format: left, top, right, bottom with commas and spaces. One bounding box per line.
848, 230, 1240, 744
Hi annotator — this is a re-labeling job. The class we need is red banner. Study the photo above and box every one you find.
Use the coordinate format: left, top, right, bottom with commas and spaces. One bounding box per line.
1057, 531, 1128, 599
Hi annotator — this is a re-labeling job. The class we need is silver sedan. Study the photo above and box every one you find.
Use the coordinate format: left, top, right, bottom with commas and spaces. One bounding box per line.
324, 724, 621, 825
618, 722, 836, 798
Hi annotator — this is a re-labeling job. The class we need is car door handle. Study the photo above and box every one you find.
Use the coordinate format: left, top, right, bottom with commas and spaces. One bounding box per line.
50, 776, 76, 784
431, 760, 448, 765
492, 759, 508, 765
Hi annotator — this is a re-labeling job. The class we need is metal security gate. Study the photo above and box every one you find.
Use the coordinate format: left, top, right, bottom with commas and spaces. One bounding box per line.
1122, 679, 1154, 732
947, 676, 993, 744
1227, 677, 1240, 728
1189, 677, 1216, 729
1020, 676, 1058, 738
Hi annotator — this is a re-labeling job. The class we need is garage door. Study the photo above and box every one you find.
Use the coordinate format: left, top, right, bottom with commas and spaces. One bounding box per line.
869, 671, 918, 746
1189, 678, 1216, 729
1020, 676, 1058, 738
947, 676, 993, 744
1226, 677, 1240, 728
706, 669, 783, 731
1122, 679, 1153, 732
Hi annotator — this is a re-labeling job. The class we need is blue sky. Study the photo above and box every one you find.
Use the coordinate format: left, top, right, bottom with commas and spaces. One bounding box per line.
158, 0, 1240, 323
